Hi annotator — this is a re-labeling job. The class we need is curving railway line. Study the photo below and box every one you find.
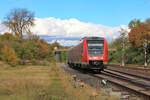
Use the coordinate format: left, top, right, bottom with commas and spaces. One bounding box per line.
106, 64, 150, 76
66, 64, 150, 99
95, 67, 150, 99
105, 67, 150, 81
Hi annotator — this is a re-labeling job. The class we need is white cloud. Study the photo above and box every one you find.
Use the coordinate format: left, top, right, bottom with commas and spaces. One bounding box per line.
0, 21, 9, 33
31, 17, 130, 40
0, 17, 130, 46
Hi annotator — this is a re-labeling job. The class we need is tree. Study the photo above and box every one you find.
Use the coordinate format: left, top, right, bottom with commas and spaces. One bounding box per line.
119, 27, 129, 66
3, 8, 34, 39
38, 40, 52, 59
0, 32, 16, 40
145, 18, 150, 24
51, 41, 62, 49
129, 24, 150, 47
128, 19, 143, 29
0, 45, 19, 67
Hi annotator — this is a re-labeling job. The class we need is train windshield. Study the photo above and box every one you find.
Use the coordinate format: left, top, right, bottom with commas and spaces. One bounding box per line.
87, 40, 104, 56
87, 40, 104, 49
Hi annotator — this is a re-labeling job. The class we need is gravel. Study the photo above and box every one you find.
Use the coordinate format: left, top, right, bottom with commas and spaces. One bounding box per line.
61, 64, 146, 100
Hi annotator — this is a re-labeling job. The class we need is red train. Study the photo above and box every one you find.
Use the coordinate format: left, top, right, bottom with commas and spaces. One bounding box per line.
68, 37, 108, 71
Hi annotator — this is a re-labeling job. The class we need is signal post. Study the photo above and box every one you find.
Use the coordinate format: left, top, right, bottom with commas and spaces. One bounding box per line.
144, 39, 147, 67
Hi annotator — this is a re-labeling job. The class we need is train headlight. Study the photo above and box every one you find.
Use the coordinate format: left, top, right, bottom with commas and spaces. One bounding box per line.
89, 57, 92, 59
93, 57, 98, 59
89, 57, 98, 59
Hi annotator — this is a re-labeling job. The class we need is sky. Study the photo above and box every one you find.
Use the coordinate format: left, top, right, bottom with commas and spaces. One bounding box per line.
0, 0, 150, 46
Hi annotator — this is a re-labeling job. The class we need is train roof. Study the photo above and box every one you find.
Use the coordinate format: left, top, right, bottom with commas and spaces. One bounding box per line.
68, 37, 105, 51
83, 37, 104, 40
68, 40, 83, 50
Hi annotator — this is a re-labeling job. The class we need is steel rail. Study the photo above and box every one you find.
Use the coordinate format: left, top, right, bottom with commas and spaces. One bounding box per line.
91, 73, 150, 99
106, 67, 150, 81
66, 64, 150, 99
103, 70, 150, 89
85, 70, 150, 99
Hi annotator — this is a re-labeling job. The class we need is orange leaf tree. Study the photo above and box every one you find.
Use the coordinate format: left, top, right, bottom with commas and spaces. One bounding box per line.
129, 24, 150, 47
0, 45, 19, 67
37, 40, 52, 59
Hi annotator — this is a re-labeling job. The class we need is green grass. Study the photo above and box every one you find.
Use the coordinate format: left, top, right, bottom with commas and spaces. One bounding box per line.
0, 64, 65, 100
0, 62, 118, 100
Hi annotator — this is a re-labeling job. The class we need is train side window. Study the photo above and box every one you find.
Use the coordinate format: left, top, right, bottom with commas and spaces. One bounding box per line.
81, 44, 83, 53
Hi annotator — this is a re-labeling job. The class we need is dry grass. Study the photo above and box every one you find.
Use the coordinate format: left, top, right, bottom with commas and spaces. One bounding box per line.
0, 62, 117, 100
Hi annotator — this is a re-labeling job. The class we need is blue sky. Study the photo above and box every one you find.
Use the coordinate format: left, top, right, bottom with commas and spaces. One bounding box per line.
0, 0, 150, 26
0, 0, 150, 46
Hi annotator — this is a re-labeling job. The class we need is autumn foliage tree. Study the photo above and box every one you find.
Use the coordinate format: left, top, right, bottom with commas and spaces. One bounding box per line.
108, 18, 150, 65
0, 45, 19, 67
129, 23, 150, 47
0, 8, 65, 66
3, 8, 34, 39
38, 40, 52, 59
128, 19, 143, 29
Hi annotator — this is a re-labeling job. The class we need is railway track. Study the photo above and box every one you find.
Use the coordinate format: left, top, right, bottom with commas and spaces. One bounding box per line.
106, 64, 150, 76
106, 67, 150, 81
76, 66, 150, 99
93, 68, 150, 99
64, 64, 150, 99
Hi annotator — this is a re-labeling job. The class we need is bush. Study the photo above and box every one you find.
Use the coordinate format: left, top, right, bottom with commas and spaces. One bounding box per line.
0, 45, 19, 67
0, 33, 55, 65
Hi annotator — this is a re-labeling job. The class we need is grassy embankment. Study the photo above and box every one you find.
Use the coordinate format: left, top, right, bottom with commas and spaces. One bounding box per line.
0, 62, 116, 100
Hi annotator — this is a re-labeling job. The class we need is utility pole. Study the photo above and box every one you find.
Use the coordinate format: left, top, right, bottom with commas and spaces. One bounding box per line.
144, 39, 147, 67
54, 47, 58, 67
122, 38, 125, 67
119, 27, 128, 67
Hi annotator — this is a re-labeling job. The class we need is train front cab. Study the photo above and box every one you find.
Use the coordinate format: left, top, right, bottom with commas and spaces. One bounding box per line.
82, 37, 108, 71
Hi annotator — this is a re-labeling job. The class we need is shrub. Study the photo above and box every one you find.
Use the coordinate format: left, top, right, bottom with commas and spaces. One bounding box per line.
0, 45, 19, 67
0, 33, 55, 65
